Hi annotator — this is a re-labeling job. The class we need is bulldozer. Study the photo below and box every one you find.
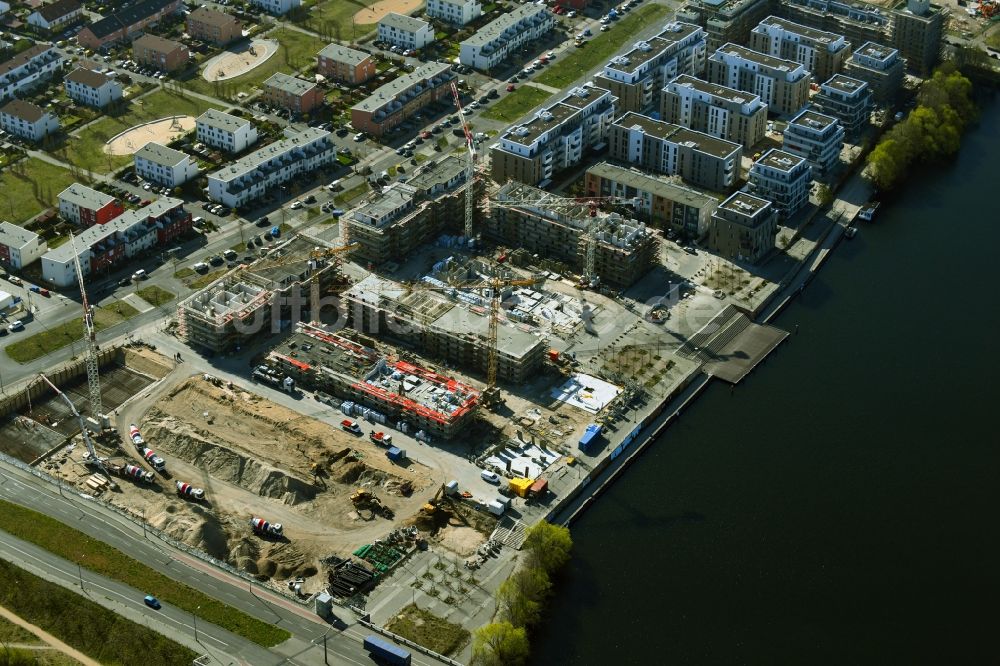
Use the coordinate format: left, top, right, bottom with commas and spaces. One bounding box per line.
351, 489, 394, 520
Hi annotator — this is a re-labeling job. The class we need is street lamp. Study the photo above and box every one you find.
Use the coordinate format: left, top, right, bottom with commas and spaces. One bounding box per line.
193, 606, 200, 642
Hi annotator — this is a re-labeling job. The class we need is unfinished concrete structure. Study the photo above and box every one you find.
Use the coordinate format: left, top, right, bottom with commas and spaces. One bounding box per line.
487, 182, 660, 288
266, 322, 479, 439
176, 234, 344, 353
343, 272, 548, 384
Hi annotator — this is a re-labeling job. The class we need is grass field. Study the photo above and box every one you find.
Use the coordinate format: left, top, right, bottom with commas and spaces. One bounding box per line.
0, 558, 198, 666
305, 0, 379, 40
4, 302, 141, 363
0, 614, 41, 644
481, 86, 552, 123
0, 159, 77, 224
535, 4, 671, 88
187, 269, 227, 290
385, 604, 470, 656
62, 89, 221, 174
188, 28, 328, 98
136, 285, 176, 307
0, 500, 291, 648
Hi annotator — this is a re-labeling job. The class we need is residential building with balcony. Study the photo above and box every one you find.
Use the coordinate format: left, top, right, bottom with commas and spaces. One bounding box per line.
0, 222, 47, 270
134, 142, 197, 187
706, 43, 810, 116
317, 44, 375, 85
351, 62, 454, 138
64, 67, 123, 108
708, 191, 777, 262
41, 198, 191, 286
746, 148, 810, 218
779, 0, 888, 61
27, 0, 83, 32
58, 183, 126, 226
490, 84, 616, 188
891, 0, 944, 76
0, 44, 64, 103
660, 73, 767, 148
262, 72, 324, 115
459, 4, 554, 71
749, 15, 849, 81
593, 21, 707, 114
0, 99, 59, 142
812, 73, 870, 135
426, 0, 481, 25
196, 109, 258, 153
677, 0, 774, 50
782, 108, 843, 176
186, 7, 241, 45
207, 128, 335, 208
77, 0, 183, 50
585, 161, 719, 238
608, 112, 741, 193
377, 13, 434, 50
132, 33, 189, 72
249, 0, 299, 15
843, 41, 904, 104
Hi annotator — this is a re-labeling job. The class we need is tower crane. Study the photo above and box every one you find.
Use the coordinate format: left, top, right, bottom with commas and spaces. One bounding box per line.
37, 373, 116, 489
450, 81, 477, 242
69, 234, 104, 425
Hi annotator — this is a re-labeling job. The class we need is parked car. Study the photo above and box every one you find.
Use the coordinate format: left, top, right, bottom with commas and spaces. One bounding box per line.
290, 200, 303, 210
506, 84, 516, 92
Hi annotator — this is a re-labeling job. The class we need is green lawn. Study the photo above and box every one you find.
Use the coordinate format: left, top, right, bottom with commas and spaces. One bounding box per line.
187, 28, 328, 98
0, 614, 41, 644
187, 269, 227, 290
535, 4, 671, 88
4, 302, 141, 364
136, 285, 176, 307
334, 181, 369, 205
482, 86, 552, 123
0, 500, 291, 648
305, 0, 379, 41
62, 89, 221, 175
385, 604, 470, 656
0, 159, 77, 224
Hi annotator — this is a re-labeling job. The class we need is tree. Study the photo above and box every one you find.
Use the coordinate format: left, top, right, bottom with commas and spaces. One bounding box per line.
866, 138, 907, 191
815, 183, 834, 208
497, 567, 551, 627
523, 521, 572, 574
471, 621, 530, 666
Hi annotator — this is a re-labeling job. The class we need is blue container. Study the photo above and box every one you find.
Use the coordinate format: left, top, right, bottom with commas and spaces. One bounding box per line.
363, 635, 410, 665
579, 423, 603, 452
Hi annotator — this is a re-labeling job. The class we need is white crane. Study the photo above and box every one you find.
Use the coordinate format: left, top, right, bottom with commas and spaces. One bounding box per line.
450, 81, 476, 242
70, 233, 103, 423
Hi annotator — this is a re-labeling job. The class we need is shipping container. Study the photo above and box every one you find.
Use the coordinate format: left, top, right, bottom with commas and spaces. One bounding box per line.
386, 447, 406, 462
579, 423, 602, 452
363, 635, 411, 666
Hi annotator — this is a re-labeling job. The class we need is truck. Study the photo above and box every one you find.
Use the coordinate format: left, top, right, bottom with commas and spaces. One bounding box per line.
369, 431, 392, 447
175, 481, 205, 501
341, 419, 362, 435
249, 516, 283, 537
141, 448, 166, 472
113, 464, 154, 483
129, 424, 144, 447
579, 423, 602, 453
385, 446, 406, 463
363, 635, 411, 666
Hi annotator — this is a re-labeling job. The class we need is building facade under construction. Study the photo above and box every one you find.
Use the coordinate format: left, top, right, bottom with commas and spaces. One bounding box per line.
343, 273, 547, 384
487, 182, 660, 288
176, 234, 346, 353
266, 322, 479, 439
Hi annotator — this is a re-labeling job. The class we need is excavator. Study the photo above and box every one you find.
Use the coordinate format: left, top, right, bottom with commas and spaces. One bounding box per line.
351, 489, 394, 520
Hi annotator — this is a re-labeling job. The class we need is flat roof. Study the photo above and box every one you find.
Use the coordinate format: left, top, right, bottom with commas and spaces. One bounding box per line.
789, 108, 837, 130
134, 141, 188, 166
407, 154, 465, 194
352, 183, 416, 228
754, 148, 806, 171
821, 73, 868, 93
264, 72, 317, 96
604, 22, 703, 76
588, 161, 717, 208
351, 62, 452, 113
58, 182, 115, 210
502, 85, 610, 146
713, 43, 803, 73
378, 11, 430, 32
756, 15, 843, 44
209, 128, 330, 183
718, 191, 771, 216
197, 108, 252, 133
614, 112, 741, 159
667, 73, 759, 105
317, 43, 370, 66
246, 233, 333, 285
853, 41, 898, 62
462, 4, 549, 49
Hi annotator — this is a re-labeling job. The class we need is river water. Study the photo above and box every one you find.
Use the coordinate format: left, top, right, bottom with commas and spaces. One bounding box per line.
532, 95, 1000, 665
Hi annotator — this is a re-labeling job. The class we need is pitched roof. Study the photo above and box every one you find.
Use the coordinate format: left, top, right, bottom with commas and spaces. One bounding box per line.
0, 43, 56, 79
264, 72, 317, 96
64, 66, 114, 88
134, 141, 189, 166
86, 0, 179, 39
378, 12, 430, 33
132, 33, 185, 53
187, 6, 239, 27
1, 99, 47, 123
35, 0, 82, 22
317, 43, 370, 66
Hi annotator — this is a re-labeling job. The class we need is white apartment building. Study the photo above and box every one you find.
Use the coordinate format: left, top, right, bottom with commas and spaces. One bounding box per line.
660, 74, 768, 148
746, 148, 811, 218
207, 128, 335, 208
64, 67, 123, 108
196, 108, 258, 153
0, 221, 47, 270
249, 0, 299, 15
706, 43, 811, 116
749, 16, 849, 82
426, 0, 481, 25
0, 99, 59, 142
782, 108, 844, 176
134, 142, 198, 187
460, 4, 554, 71
812, 73, 871, 136
0, 44, 65, 103
378, 13, 434, 50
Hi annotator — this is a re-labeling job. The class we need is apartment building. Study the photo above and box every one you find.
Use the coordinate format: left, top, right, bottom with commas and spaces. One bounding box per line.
0, 100, 59, 142
677, 0, 774, 50
488, 181, 660, 288
64, 67, 123, 108
749, 15, 849, 81
593, 22, 707, 115
196, 109, 258, 153
351, 62, 454, 138
132, 33, 189, 72
708, 191, 777, 262
843, 41, 904, 104
706, 43, 810, 116
58, 183, 126, 226
77, 0, 183, 50
0, 44, 64, 103
660, 74, 767, 148
490, 85, 616, 188
186, 7, 241, 46
207, 128, 335, 208
249, 0, 300, 15
377, 13, 434, 50
27, 0, 83, 32
585, 161, 719, 238
891, 0, 944, 77
812, 73, 871, 136
608, 112, 741, 193
134, 142, 197, 187
746, 148, 811, 218
426, 0, 481, 25
459, 4, 554, 71
41, 198, 191, 286
0, 222, 47, 270
317, 44, 375, 85
781, 108, 843, 176
262, 72, 324, 115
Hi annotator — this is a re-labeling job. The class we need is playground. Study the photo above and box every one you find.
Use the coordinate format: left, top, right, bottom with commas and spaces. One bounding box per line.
352, 0, 423, 24
202, 39, 279, 82
103, 116, 196, 156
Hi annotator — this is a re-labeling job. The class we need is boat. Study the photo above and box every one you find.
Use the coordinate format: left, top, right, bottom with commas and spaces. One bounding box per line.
845, 226, 857, 239
857, 201, 880, 222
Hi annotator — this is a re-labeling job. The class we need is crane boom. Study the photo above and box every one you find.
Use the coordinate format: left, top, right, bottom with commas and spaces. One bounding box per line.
38, 373, 114, 486
69, 233, 103, 421
450, 82, 476, 241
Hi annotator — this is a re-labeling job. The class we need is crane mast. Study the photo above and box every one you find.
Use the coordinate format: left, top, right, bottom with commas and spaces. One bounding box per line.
450, 82, 476, 242
38, 373, 114, 487
70, 234, 103, 422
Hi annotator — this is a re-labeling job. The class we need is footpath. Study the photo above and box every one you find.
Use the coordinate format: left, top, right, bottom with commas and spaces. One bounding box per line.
0, 603, 102, 666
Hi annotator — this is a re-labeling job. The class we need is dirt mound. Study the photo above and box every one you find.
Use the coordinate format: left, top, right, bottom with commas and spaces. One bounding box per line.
227, 537, 315, 581
151, 508, 230, 560
145, 416, 316, 505
123, 348, 173, 378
